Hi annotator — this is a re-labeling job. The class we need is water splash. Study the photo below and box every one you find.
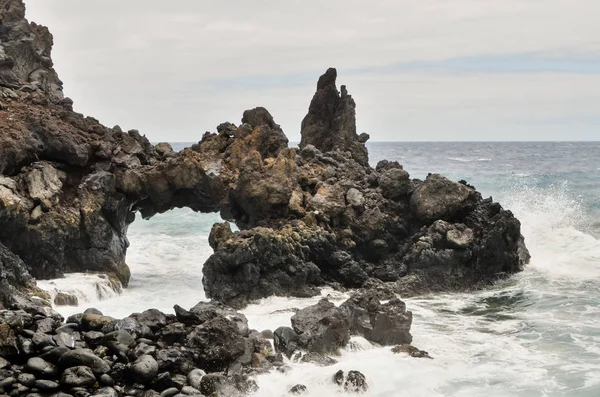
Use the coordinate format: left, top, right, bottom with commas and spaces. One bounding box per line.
37, 273, 122, 309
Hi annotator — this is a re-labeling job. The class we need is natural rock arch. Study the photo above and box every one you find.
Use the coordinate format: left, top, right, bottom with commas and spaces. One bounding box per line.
0, 0, 529, 311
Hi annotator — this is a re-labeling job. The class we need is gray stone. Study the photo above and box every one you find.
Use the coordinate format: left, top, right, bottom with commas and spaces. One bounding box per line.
0, 176, 17, 190
0, 376, 15, 389
36, 317, 59, 334
59, 348, 111, 375
81, 313, 114, 331
83, 331, 105, 346
55, 323, 80, 335
94, 387, 119, 397
160, 388, 179, 397
130, 342, 156, 360
17, 372, 36, 387
53, 332, 75, 348
26, 357, 59, 377
291, 299, 350, 354
101, 330, 136, 355
344, 370, 368, 392
186, 368, 205, 390
99, 374, 114, 386
61, 366, 97, 388
32, 332, 57, 349
11, 382, 30, 395
410, 174, 471, 221
199, 374, 230, 396
273, 327, 300, 358
300, 352, 338, 366
155, 143, 175, 157
447, 227, 474, 249
131, 355, 158, 384
289, 384, 308, 395
0, 323, 19, 356
39, 346, 70, 363
340, 291, 412, 346
180, 386, 201, 396
186, 316, 246, 372
379, 166, 412, 200
25, 162, 66, 210
346, 188, 364, 208
54, 292, 78, 306
135, 309, 167, 332
34, 379, 60, 390
333, 370, 344, 386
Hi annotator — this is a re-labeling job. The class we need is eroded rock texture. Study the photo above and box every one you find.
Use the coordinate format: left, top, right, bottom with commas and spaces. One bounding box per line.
0, 0, 529, 311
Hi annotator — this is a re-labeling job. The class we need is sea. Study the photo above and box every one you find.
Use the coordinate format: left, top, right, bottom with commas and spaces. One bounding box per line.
38, 141, 600, 397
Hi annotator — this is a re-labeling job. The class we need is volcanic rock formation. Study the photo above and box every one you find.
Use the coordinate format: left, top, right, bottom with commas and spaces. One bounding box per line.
0, 0, 530, 311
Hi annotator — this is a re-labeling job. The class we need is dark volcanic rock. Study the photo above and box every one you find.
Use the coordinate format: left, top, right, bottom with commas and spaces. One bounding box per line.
202, 223, 323, 308
186, 316, 246, 372
131, 355, 159, 384
54, 292, 78, 306
134, 309, 167, 332
186, 368, 205, 390
410, 174, 472, 221
61, 365, 97, 388
0, 242, 46, 311
58, 348, 111, 375
345, 370, 368, 393
332, 369, 368, 393
290, 299, 350, 354
273, 326, 300, 359
0, 320, 19, 356
0, 0, 528, 322
340, 291, 413, 345
391, 344, 432, 359
185, 301, 250, 336
26, 356, 58, 377
300, 67, 369, 166
289, 384, 308, 394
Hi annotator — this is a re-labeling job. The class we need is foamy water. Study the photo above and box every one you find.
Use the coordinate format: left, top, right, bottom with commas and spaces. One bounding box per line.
38, 142, 600, 396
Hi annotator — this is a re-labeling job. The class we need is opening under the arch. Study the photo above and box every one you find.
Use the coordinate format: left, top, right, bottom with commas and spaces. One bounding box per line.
39, 208, 223, 318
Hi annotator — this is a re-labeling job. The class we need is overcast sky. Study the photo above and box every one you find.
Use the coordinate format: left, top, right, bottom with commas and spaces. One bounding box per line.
25, 0, 599, 142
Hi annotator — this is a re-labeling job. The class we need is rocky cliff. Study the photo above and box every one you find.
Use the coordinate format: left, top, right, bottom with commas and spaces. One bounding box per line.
0, 0, 529, 311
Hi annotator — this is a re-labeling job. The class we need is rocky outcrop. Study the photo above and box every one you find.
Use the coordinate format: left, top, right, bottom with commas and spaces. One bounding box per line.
300, 67, 369, 166
0, 0, 529, 311
0, 242, 50, 312
290, 299, 350, 354
202, 145, 530, 306
340, 291, 413, 345
0, 0, 63, 99
271, 292, 413, 361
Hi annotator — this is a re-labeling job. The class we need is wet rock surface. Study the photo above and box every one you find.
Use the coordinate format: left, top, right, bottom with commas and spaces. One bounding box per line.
340, 290, 413, 345
391, 344, 433, 359
290, 299, 350, 354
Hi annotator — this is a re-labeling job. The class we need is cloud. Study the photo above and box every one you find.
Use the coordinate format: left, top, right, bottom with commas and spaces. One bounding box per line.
23, 0, 600, 141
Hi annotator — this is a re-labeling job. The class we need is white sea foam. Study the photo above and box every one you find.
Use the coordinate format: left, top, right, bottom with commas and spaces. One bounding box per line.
37, 273, 121, 307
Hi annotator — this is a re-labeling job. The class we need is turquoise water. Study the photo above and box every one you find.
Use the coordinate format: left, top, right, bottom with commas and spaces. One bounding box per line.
42, 142, 600, 396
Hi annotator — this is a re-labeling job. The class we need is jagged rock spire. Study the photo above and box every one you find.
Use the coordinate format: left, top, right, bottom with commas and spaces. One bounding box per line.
0, 0, 63, 99
300, 67, 369, 166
